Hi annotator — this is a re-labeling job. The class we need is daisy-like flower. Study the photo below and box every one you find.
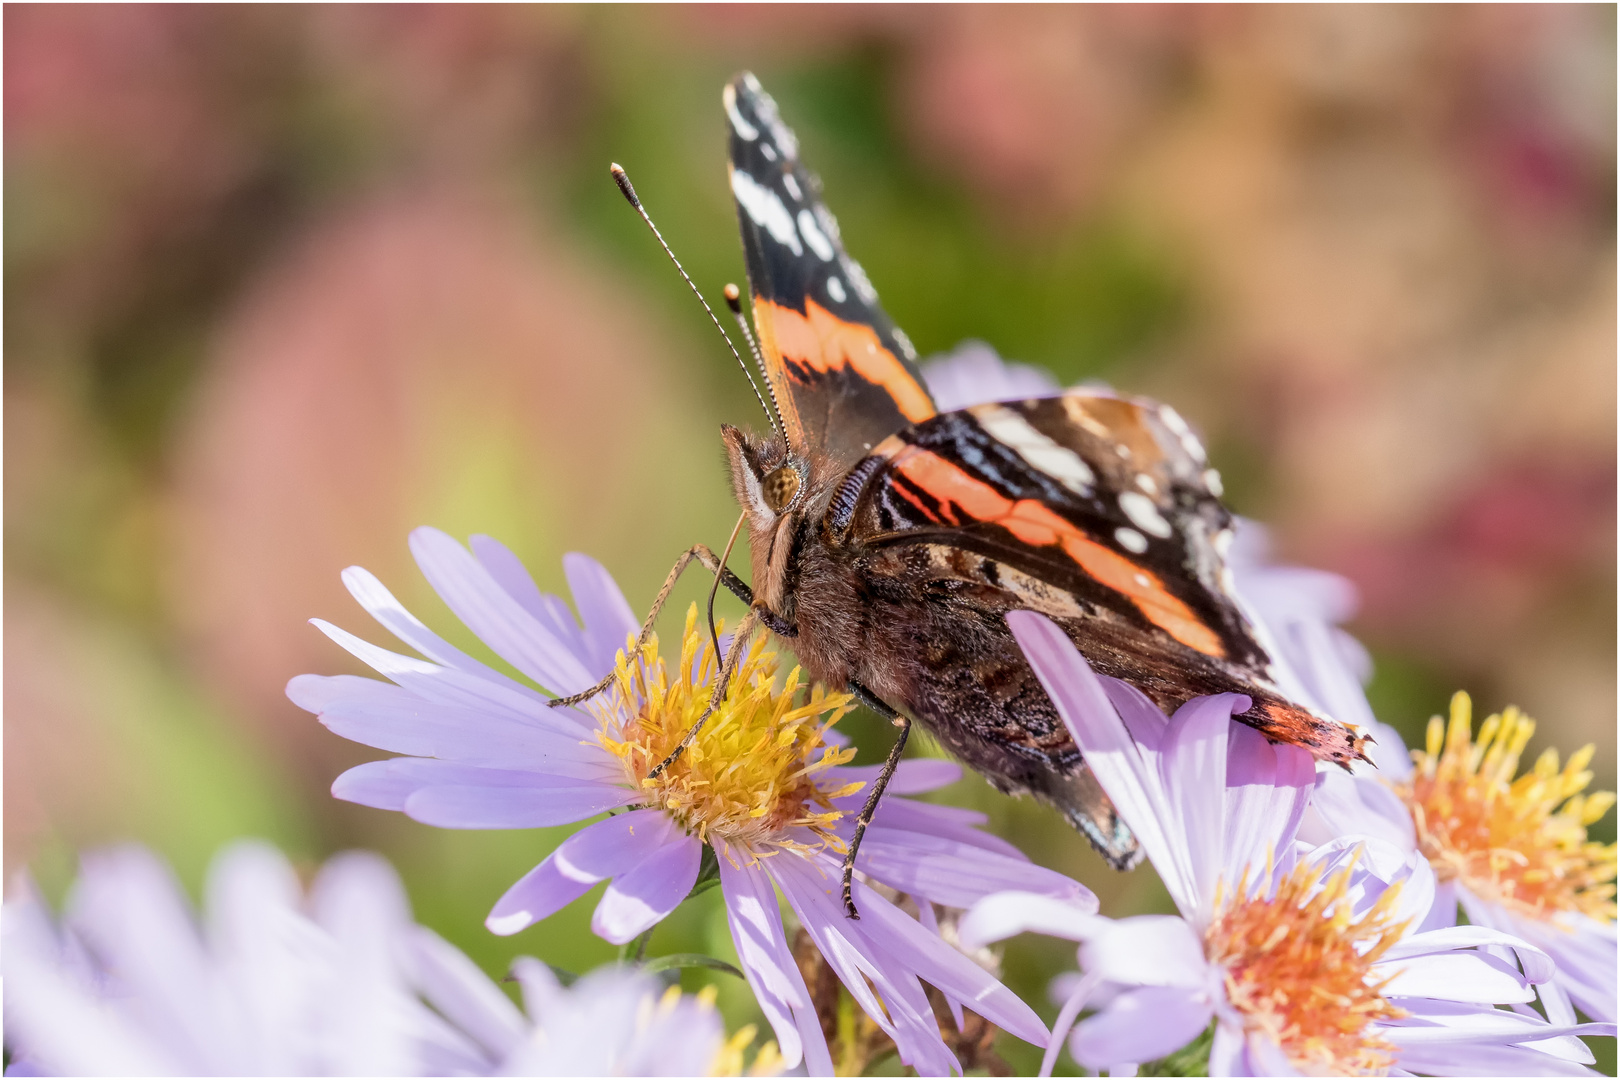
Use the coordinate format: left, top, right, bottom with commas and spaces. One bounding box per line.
288, 528, 1091, 1075
1312, 692, 1617, 1028
2, 841, 766, 1076
960, 612, 1612, 1077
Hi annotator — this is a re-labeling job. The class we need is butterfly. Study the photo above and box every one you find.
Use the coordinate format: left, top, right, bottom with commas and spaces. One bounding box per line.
562, 72, 1369, 918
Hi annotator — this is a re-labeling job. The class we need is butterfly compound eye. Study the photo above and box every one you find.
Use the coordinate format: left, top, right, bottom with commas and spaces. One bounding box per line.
762, 465, 801, 512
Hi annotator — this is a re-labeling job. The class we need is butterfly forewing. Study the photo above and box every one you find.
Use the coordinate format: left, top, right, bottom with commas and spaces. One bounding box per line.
724, 73, 936, 472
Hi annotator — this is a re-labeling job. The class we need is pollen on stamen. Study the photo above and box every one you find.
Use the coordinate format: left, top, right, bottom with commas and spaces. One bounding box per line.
594, 604, 860, 857
1397, 691, 1617, 923
1205, 857, 1410, 1075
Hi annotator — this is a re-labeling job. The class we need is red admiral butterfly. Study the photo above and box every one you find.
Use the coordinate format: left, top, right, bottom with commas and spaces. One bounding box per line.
558, 72, 1369, 918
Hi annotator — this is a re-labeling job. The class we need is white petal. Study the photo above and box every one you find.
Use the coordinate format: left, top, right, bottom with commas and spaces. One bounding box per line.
1078, 915, 1209, 990
1380, 950, 1535, 1004
958, 891, 1108, 948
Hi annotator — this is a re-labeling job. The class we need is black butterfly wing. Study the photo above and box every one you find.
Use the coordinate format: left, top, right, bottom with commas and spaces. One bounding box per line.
725, 72, 936, 473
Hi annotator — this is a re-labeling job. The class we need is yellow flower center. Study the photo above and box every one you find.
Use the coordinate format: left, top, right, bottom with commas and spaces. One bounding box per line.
1206, 858, 1410, 1075
596, 605, 860, 855
1395, 692, 1617, 923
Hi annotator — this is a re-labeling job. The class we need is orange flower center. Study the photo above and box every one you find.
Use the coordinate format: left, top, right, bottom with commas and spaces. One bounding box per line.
1395, 692, 1617, 923
1205, 858, 1409, 1075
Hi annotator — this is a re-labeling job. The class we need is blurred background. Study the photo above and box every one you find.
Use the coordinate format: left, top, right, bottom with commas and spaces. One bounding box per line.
6, 5, 1615, 1072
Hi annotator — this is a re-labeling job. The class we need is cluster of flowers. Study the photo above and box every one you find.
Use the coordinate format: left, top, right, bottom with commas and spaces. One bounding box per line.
5, 349, 1613, 1076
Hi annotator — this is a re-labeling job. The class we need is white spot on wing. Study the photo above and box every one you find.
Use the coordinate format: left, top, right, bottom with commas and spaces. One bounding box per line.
783, 173, 801, 201
797, 209, 835, 260
1134, 573, 1152, 588
974, 405, 1095, 495
826, 275, 847, 303
1118, 491, 1173, 538
843, 258, 878, 304
1158, 405, 1191, 438
891, 326, 917, 361
1115, 526, 1148, 553
723, 84, 758, 140
1203, 468, 1223, 497
1135, 474, 1158, 495
731, 169, 801, 255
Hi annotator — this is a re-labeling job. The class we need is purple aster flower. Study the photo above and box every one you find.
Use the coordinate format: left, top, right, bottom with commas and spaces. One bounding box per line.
288, 528, 1093, 1075
960, 612, 1614, 1077
467, 960, 778, 1077
1310, 692, 1618, 1029
1228, 523, 1618, 1027
4, 841, 756, 1076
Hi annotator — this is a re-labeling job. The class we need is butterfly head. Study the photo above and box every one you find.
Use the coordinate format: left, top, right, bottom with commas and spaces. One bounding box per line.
721, 423, 817, 618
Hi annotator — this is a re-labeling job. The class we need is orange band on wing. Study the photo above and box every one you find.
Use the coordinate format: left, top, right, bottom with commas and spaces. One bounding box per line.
892, 448, 1226, 659
755, 298, 936, 424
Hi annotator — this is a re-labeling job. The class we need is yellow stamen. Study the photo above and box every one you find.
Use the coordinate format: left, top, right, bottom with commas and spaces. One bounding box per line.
596, 605, 859, 857
1206, 856, 1410, 1075
1397, 692, 1617, 923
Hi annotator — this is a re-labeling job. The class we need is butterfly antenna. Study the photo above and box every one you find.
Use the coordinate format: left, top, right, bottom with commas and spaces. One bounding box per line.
722, 282, 787, 442
609, 163, 780, 441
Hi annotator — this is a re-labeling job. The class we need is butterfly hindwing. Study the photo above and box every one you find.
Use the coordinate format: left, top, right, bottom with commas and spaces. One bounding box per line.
724, 73, 936, 472
835, 391, 1369, 764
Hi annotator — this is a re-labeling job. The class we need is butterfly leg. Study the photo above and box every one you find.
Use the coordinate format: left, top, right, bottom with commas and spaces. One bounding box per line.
547, 544, 753, 709
840, 681, 912, 920
647, 608, 762, 778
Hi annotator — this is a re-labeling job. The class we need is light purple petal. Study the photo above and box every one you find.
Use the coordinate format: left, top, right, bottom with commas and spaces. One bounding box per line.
716, 850, 826, 1075
1007, 611, 1196, 916
468, 535, 588, 659
591, 832, 700, 944
1304, 769, 1417, 850
332, 756, 629, 820
1380, 950, 1536, 1004
817, 864, 1049, 1049
854, 796, 1027, 861
833, 758, 962, 796
857, 827, 1095, 910
405, 781, 638, 829
1382, 925, 1555, 982
1099, 678, 1169, 751
65, 847, 234, 1071
406, 926, 524, 1062
563, 551, 640, 676
1208, 1018, 1246, 1077
1460, 892, 1617, 1024
1069, 985, 1214, 1070
1078, 915, 1210, 990
771, 856, 963, 1076
306, 617, 591, 734
408, 527, 595, 696
1222, 725, 1314, 886
920, 342, 1060, 411
959, 891, 1110, 949
1391, 1041, 1602, 1076
1381, 999, 1613, 1048
289, 672, 614, 775
1160, 693, 1246, 914
332, 759, 420, 810
338, 564, 543, 703
485, 810, 674, 935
